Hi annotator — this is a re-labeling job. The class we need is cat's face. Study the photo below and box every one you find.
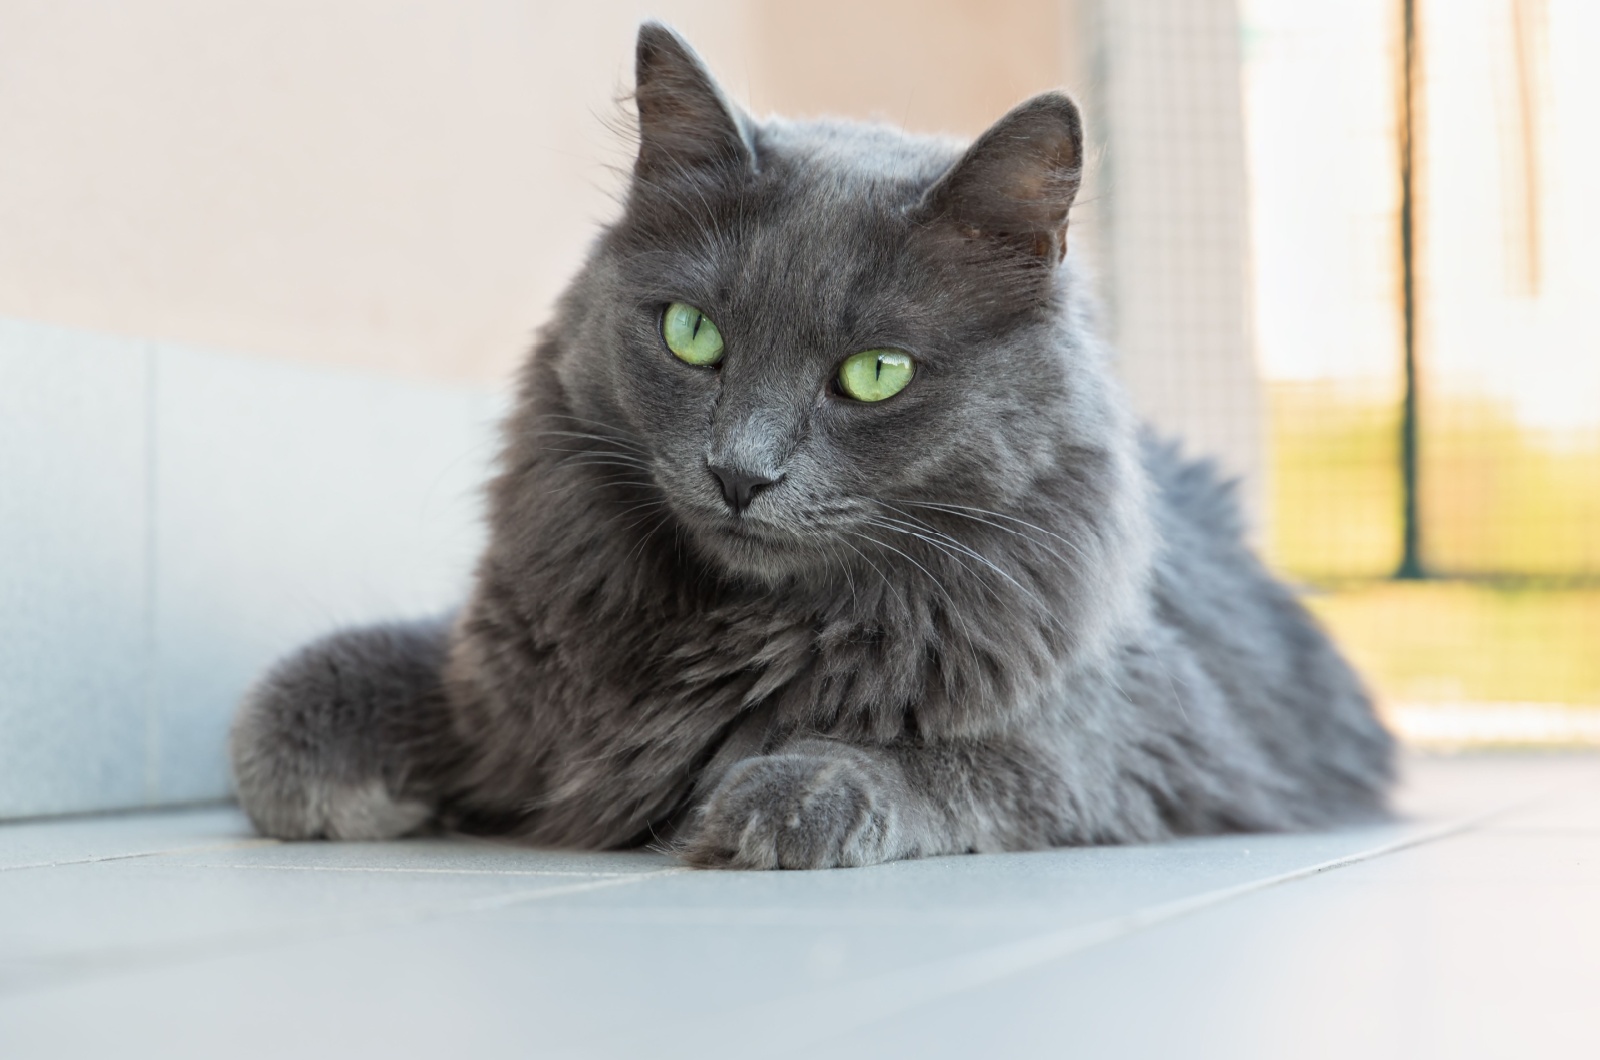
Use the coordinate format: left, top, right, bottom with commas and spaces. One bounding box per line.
556, 26, 1086, 585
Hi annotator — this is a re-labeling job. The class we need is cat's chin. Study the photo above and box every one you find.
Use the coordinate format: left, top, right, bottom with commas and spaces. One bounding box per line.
688, 518, 827, 585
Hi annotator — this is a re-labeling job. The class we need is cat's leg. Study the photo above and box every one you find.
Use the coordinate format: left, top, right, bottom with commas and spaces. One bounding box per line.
680, 734, 1062, 869
230, 617, 463, 840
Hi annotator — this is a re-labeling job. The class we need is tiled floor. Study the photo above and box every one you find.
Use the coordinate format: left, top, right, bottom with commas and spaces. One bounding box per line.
2, 754, 1596, 1059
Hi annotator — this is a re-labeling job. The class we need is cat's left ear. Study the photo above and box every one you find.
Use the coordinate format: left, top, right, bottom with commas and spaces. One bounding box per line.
632, 22, 756, 184
916, 93, 1083, 262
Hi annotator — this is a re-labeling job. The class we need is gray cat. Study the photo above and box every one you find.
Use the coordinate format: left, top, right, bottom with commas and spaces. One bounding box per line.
230, 23, 1395, 869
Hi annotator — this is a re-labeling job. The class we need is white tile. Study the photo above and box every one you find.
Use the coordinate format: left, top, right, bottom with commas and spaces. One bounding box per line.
0, 320, 151, 817
0, 893, 1040, 1059
824, 828, 1600, 1060
1394, 751, 1600, 822
539, 825, 1429, 924
1, 757, 1593, 1060
0, 807, 249, 870
1480, 756, 1600, 832
149, 344, 500, 801
0, 813, 1489, 1060
0, 855, 660, 993
166, 835, 676, 877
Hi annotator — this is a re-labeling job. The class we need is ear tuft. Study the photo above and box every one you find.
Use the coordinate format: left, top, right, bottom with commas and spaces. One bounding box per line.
634, 22, 754, 183
917, 93, 1084, 261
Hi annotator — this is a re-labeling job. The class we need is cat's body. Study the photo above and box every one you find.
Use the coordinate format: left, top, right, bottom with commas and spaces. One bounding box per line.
231, 25, 1394, 868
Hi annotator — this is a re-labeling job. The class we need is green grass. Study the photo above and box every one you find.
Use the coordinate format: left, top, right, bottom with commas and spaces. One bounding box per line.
1266, 383, 1600, 706
1269, 385, 1600, 580
1268, 383, 1403, 580
1421, 397, 1600, 577
1305, 583, 1600, 706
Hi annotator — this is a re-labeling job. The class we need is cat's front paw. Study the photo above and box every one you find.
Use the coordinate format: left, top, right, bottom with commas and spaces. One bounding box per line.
682, 751, 904, 870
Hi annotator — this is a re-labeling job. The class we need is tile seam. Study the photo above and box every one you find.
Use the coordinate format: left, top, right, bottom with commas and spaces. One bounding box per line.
739, 793, 1564, 1058
0, 867, 690, 998
0, 837, 280, 873
180, 863, 663, 878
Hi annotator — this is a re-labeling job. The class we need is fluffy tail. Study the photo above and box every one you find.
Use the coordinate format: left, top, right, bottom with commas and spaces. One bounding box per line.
230, 617, 462, 840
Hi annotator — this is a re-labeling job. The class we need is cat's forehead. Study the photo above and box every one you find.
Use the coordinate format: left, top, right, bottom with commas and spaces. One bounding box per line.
715, 120, 962, 278
615, 116, 993, 337
752, 117, 963, 193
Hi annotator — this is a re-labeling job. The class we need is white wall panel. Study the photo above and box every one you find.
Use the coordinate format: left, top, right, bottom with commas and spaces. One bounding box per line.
0, 321, 153, 816
0, 320, 499, 818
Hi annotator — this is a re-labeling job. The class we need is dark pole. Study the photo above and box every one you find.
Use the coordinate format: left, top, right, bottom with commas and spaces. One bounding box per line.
1396, 0, 1426, 580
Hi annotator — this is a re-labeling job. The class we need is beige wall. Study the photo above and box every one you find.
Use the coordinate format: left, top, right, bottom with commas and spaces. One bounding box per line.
0, 0, 1069, 385
1, 0, 1262, 518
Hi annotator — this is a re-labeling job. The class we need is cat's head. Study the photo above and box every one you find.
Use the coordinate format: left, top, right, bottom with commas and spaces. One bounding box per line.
542, 24, 1135, 592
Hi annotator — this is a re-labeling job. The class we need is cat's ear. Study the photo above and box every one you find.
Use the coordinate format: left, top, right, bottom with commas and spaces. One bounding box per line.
633, 23, 755, 183
916, 93, 1083, 262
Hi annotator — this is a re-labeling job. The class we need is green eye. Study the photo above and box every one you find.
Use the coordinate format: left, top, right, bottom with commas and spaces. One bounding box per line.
838, 349, 915, 402
662, 302, 724, 366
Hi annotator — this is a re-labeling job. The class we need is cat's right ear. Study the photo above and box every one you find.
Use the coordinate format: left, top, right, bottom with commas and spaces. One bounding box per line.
915, 93, 1084, 263
632, 23, 756, 185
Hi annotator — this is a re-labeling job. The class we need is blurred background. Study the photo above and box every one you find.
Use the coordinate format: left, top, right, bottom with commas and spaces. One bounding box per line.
2, 0, 1596, 819
1249, 0, 1599, 746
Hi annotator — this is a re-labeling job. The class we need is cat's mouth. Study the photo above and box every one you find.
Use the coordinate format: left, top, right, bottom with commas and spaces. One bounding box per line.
657, 482, 832, 579
721, 517, 784, 542
683, 509, 825, 579
715, 516, 806, 556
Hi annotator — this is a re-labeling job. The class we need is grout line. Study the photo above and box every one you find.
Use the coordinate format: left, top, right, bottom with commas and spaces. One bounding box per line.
734, 799, 1546, 1057
1, 838, 280, 873
0, 867, 691, 997
0, 798, 236, 827
183, 863, 666, 879
447, 869, 692, 913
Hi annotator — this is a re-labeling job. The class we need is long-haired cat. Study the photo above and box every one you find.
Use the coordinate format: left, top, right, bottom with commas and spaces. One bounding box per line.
230, 23, 1394, 868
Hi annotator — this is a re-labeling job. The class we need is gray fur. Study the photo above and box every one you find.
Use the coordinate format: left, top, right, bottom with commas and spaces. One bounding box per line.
230, 24, 1394, 867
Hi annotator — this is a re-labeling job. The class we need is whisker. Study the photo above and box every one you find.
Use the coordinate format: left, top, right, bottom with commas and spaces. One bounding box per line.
844, 529, 982, 667
552, 457, 656, 476
538, 445, 652, 465
871, 508, 1073, 642
541, 471, 653, 499
848, 528, 946, 598
864, 517, 1060, 646
896, 499, 1090, 565
871, 514, 1045, 606
544, 411, 640, 436
822, 539, 859, 612
863, 517, 987, 590
532, 429, 651, 456
836, 535, 893, 601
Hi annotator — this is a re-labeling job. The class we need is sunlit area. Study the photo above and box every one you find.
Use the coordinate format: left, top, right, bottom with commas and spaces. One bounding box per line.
1244, 0, 1600, 745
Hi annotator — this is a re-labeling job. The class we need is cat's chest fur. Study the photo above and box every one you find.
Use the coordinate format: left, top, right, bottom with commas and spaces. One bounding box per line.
446, 518, 1061, 845
447, 573, 812, 843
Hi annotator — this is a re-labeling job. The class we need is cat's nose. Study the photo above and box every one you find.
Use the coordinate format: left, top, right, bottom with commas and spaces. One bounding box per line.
707, 464, 780, 514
